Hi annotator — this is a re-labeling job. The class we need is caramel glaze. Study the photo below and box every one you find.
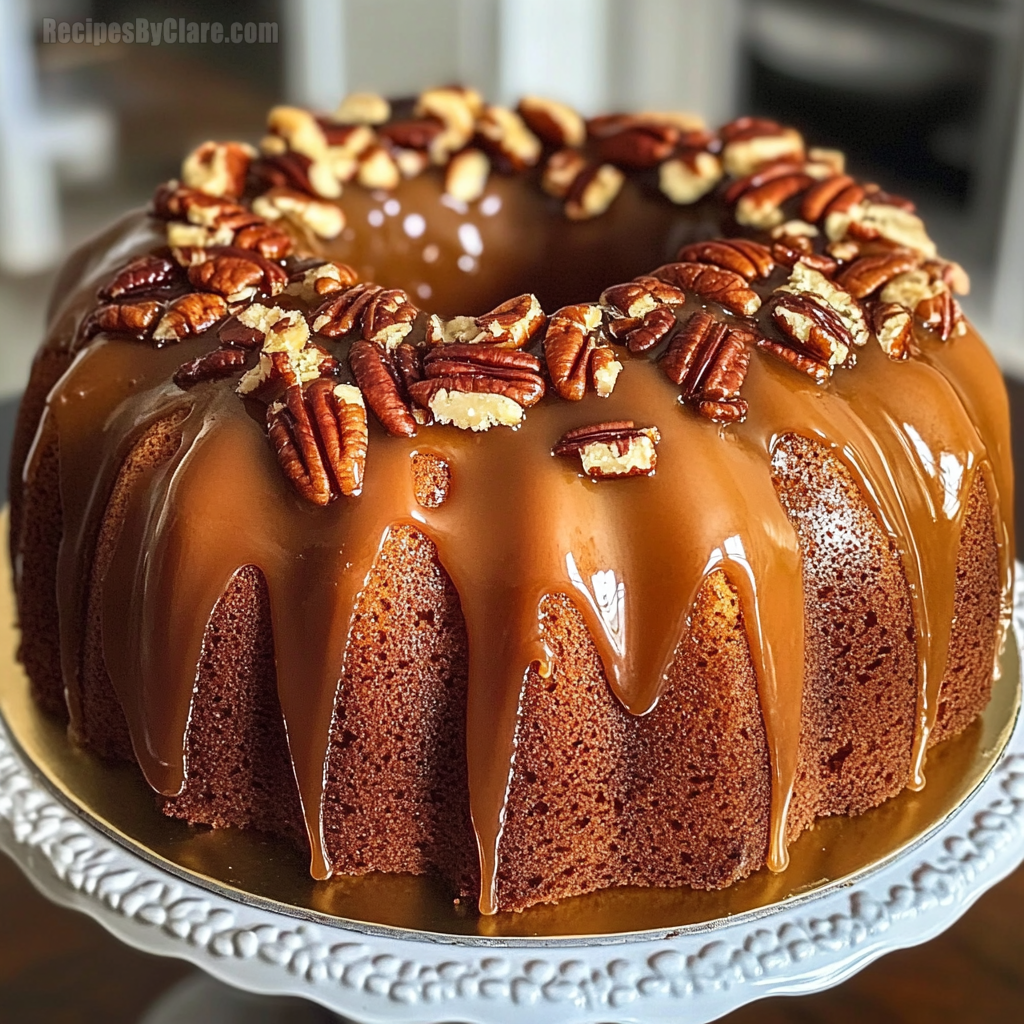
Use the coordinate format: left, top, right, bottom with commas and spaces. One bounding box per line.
23, 168, 1014, 916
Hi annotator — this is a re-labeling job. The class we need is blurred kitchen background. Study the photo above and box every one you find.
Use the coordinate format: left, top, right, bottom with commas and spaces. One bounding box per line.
3, 0, 1024, 392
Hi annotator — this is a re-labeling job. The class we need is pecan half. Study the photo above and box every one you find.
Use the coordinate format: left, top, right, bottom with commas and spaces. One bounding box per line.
186, 246, 288, 302
82, 300, 163, 341
596, 123, 677, 169
544, 304, 603, 400
553, 421, 660, 479
99, 254, 181, 300
152, 292, 228, 344
348, 339, 418, 437
835, 250, 920, 299
313, 284, 418, 349
652, 262, 760, 316
421, 345, 545, 407
602, 276, 686, 319
268, 380, 367, 504
677, 239, 775, 281
407, 375, 528, 431
719, 118, 804, 177
174, 346, 248, 388
661, 310, 753, 422
517, 95, 586, 148
735, 173, 814, 229
800, 174, 855, 224
610, 306, 679, 354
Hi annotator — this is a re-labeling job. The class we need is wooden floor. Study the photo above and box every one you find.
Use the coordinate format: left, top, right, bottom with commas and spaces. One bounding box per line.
2, 379, 1024, 1022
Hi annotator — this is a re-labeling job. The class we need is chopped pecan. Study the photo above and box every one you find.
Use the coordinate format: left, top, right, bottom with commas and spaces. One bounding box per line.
870, 302, 914, 360
661, 310, 753, 422
564, 163, 625, 221
677, 239, 775, 281
587, 112, 707, 137
174, 346, 248, 388
541, 148, 588, 199
590, 346, 623, 397
445, 148, 490, 202
237, 342, 336, 397
99, 254, 182, 301
553, 421, 660, 479
778, 261, 870, 347
916, 290, 965, 341
348, 339, 418, 437
186, 246, 288, 302
415, 86, 481, 163
517, 95, 586, 148
235, 303, 310, 353
285, 260, 359, 303
268, 379, 367, 504
334, 91, 390, 126
658, 150, 723, 205
835, 250, 920, 299
652, 262, 760, 316
544, 304, 603, 400
356, 145, 401, 190
152, 292, 229, 344
769, 293, 853, 372
251, 188, 344, 240
82, 300, 163, 341
596, 123, 677, 169
425, 293, 545, 349
361, 288, 419, 349
181, 141, 255, 199
475, 105, 542, 170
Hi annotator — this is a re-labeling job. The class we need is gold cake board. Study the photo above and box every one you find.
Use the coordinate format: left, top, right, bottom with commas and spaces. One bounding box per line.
0, 531, 1018, 939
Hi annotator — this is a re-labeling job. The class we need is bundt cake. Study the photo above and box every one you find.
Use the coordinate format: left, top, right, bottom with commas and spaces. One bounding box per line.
8, 87, 1013, 916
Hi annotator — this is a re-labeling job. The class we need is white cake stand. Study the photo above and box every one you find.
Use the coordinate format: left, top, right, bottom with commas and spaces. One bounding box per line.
3, 581, 1024, 1024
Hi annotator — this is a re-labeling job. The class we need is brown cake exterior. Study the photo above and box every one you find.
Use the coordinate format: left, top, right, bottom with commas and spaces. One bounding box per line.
8, 88, 1014, 916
